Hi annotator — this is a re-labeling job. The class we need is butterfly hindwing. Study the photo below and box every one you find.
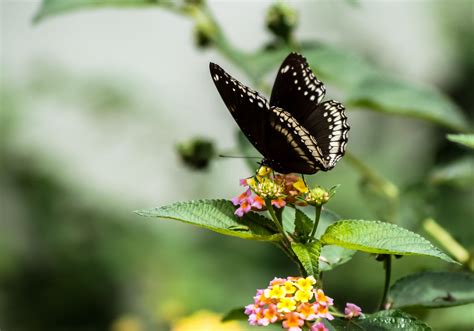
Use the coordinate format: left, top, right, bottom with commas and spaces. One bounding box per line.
263, 106, 326, 174
270, 53, 326, 123
302, 100, 349, 170
210, 63, 270, 156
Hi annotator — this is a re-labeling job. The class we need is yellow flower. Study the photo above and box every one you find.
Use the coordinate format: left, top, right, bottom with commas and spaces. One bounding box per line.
257, 165, 272, 177
294, 289, 313, 303
296, 276, 316, 291
171, 310, 242, 331
264, 285, 287, 299
293, 178, 309, 193
283, 281, 297, 294
277, 297, 297, 313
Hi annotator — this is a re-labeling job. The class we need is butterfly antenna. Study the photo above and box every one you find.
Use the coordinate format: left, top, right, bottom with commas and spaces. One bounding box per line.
218, 154, 261, 159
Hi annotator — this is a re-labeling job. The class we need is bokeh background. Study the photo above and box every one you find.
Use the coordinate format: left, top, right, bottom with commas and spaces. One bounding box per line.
1, 0, 473, 330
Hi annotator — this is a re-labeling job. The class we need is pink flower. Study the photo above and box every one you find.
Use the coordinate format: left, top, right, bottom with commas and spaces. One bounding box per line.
231, 188, 251, 206
311, 322, 329, 331
282, 312, 304, 331
251, 195, 265, 209
314, 303, 334, 320
244, 304, 256, 315
239, 178, 249, 186
344, 303, 362, 319
231, 188, 254, 217
235, 199, 252, 217
272, 198, 286, 208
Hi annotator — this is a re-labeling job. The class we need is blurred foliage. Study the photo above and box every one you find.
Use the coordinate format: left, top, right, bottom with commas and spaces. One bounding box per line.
176, 138, 216, 170
1, 0, 473, 330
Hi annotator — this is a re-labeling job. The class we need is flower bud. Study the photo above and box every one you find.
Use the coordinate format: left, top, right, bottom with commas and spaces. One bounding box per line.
305, 187, 330, 206
265, 2, 298, 43
176, 138, 215, 170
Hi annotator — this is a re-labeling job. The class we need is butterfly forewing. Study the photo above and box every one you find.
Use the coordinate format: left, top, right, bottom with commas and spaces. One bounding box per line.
210, 63, 270, 156
270, 53, 326, 123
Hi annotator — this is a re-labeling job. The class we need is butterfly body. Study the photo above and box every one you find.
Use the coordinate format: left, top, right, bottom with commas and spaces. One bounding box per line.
210, 53, 349, 174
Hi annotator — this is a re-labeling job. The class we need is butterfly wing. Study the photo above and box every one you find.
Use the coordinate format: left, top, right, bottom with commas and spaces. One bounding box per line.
210, 63, 270, 156
302, 100, 350, 170
262, 106, 327, 174
270, 52, 326, 123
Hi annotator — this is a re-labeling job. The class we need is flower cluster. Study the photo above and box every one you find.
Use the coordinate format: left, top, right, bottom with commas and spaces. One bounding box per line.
244, 276, 334, 331
231, 168, 315, 217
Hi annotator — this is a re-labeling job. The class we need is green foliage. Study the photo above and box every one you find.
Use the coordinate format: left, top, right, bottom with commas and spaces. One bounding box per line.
320, 220, 457, 263
135, 199, 281, 242
221, 307, 247, 322
294, 207, 313, 242
319, 245, 356, 273
346, 74, 469, 132
248, 43, 469, 132
331, 310, 432, 330
430, 157, 474, 188
291, 241, 321, 277
33, 0, 166, 23
389, 271, 474, 308
447, 134, 474, 149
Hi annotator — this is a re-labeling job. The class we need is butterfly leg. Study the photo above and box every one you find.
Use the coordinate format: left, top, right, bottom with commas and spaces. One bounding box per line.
302, 174, 308, 188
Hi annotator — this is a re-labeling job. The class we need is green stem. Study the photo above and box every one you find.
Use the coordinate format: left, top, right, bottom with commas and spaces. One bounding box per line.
378, 255, 392, 310
309, 205, 322, 239
265, 199, 289, 243
266, 200, 306, 274
423, 218, 472, 269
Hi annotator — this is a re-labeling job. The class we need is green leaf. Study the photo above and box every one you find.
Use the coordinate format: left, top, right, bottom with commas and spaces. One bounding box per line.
291, 241, 321, 277
304, 45, 376, 88
294, 208, 313, 241
430, 156, 474, 188
221, 307, 247, 322
331, 310, 431, 330
346, 74, 469, 132
33, 0, 165, 23
447, 134, 474, 149
294, 207, 355, 272
389, 271, 474, 308
135, 199, 281, 241
319, 245, 356, 272
320, 220, 458, 264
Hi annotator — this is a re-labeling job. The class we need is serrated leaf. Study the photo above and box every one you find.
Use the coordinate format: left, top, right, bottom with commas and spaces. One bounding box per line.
389, 271, 474, 308
331, 310, 431, 330
346, 75, 469, 132
221, 307, 247, 322
447, 134, 474, 149
135, 199, 281, 241
430, 156, 474, 188
293, 208, 355, 272
320, 220, 457, 264
33, 0, 165, 23
291, 241, 321, 277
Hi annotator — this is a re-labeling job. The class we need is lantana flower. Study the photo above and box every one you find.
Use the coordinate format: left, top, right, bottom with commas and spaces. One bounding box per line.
244, 276, 334, 330
344, 302, 362, 319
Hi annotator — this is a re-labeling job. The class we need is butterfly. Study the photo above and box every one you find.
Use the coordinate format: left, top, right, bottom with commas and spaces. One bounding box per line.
209, 52, 349, 174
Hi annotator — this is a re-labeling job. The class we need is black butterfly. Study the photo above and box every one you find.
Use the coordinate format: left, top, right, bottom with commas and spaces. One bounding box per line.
209, 52, 349, 174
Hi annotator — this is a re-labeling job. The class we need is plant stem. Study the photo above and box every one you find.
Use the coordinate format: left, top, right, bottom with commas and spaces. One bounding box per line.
378, 255, 392, 310
309, 205, 322, 239
423, 218, 472, 269
265, 199, 289, 243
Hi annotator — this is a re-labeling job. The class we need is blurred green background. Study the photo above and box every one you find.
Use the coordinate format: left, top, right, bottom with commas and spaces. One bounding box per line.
1, 1, 473, 330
